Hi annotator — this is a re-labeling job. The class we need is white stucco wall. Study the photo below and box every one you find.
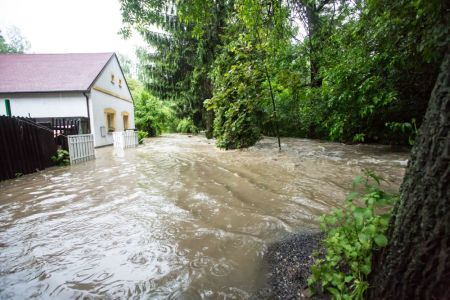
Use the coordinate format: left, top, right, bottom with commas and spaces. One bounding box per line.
0, 93, 88, 118
90, 56, 135, 147
94, 55, 133, 101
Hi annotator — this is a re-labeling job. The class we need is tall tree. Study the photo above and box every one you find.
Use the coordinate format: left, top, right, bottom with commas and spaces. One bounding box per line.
368, 51, 450, 299
0, 27, 30, 53
290, 0, 335, 87
120, 0, 230, 132
117, 53, 135, 79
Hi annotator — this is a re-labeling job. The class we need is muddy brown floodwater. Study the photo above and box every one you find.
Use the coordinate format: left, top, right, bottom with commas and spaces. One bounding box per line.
0, 134, 409, 299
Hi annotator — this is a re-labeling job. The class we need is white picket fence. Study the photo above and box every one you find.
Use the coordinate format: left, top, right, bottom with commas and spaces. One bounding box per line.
68, 134, 95, 164
112, 131, 138, 149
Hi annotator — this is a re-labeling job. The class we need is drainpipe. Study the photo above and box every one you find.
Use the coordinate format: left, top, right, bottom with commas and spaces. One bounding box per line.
83, 92, 91, 133
4, 99, 11, 117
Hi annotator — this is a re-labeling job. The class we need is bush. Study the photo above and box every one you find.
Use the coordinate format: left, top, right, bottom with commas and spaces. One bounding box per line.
137, 131, 148, 144
206, 36, 264, 149
51, 149, 70, 166
133, 82, 176, 136
176, 118, 198, 134
308, 171, 398, 299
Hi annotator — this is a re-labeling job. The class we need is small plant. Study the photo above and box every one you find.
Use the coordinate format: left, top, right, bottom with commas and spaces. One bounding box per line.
386, 118, 418, 145
308, 170, 397, 299
352, 133, 365, 143
137, 130, 148, 144
176, 118, 198, 134
51, 149, 70, 166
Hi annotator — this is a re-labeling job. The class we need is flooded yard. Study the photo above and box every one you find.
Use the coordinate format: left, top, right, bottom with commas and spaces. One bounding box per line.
0, 134, 408, 298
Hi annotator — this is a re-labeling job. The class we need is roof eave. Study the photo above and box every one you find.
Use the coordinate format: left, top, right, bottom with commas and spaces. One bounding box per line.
0, 90, 89, 95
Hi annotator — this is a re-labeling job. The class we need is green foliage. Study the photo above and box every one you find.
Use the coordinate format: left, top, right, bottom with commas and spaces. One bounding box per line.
0, 34, 14, 53
137, 131, 148, 144
122, 0, 448, 147
308, 171, 398, 299
51, 149, 70, 166
133, 82, 176, 136
120, 0, 231, 131
0, 27, 30, 53
176, 118, 198, 134
117, 53, 135, 79
386, 119, 418, 146
312, 0, 448, 144
206, 34, 265, 149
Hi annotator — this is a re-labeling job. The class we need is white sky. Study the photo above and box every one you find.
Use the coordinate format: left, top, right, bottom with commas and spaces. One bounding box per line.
0, 0, 145, 61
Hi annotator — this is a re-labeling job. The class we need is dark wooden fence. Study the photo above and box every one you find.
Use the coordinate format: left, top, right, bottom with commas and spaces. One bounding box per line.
50, 118, 80, 136
0, 116, 58, 181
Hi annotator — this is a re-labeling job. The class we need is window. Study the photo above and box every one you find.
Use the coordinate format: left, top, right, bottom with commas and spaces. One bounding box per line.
111, 74, 115, 84
107, 113, 114, 131
122, 112, 129, 130
119, 79, 122, 88
104, 108, 116, 132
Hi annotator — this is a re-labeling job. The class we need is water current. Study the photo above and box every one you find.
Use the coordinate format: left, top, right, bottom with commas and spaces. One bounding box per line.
0, 134, 409, 299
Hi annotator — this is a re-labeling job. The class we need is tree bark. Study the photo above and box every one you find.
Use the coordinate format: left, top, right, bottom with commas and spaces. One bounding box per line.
305, 3, 322, 87
369, 51, 450, 299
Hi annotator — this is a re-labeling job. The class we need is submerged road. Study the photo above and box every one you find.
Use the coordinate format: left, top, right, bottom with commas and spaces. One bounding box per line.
0, 134, 408, 298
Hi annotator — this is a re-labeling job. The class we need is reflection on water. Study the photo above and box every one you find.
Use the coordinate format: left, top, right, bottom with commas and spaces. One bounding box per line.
0, 134, 408, 298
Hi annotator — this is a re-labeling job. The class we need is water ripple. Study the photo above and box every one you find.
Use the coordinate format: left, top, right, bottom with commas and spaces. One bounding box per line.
0, 134, 407, 298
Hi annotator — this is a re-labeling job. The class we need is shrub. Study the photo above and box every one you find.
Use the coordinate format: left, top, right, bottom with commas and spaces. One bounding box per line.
51, 149, 70, 166
308, 171, 398, 299
137, 131, 148, 144
176, 118, 198, 134
206, 35, 264, 149
133, 84, 176, 136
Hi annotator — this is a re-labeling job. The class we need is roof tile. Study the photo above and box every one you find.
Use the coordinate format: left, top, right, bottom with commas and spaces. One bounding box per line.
0, 53, 114, 93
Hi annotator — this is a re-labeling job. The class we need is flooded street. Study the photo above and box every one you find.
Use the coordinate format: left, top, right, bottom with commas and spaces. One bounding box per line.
0, 134, 408, 299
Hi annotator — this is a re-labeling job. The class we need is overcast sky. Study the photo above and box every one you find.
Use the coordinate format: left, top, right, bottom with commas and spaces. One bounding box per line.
0, 0, 144, 61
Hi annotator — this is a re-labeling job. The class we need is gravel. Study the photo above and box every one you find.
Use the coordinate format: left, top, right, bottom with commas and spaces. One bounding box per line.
266, 231, 328, 300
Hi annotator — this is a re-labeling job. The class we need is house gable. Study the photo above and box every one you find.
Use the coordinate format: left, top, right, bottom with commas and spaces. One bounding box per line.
90, 54, 133, 103
88, 54, 135, 147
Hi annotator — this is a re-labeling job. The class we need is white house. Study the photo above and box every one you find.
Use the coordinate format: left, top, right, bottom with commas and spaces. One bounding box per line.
0, 53, 135, 147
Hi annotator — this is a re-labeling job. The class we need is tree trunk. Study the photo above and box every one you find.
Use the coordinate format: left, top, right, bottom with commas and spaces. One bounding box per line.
306, 4, 322, 87
369, 51, 450, 299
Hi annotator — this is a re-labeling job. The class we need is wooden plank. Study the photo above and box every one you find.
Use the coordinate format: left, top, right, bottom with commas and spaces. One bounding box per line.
0, 116, 59, 181
0, 117, 13, 179
20, 121, 32, 174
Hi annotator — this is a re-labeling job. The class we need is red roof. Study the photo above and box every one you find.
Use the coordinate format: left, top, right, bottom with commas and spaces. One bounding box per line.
0, 53, 114, 93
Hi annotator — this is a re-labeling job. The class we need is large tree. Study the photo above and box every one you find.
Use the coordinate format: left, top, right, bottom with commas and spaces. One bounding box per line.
0, 27, 30, 53
368, 51, 450, 299
120, 0, 230, 132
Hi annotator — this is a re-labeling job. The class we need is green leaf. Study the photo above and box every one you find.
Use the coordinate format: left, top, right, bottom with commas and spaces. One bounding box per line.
361, 264, 371, 275
325, 215, 338, 225
379, 214, 390, 226
346, 191, 359, 202
352, 176, 364, 187
358, 232, 370, 244
374, 234, 388, 247
353, 207, 367, 222
327, 287, 342, 299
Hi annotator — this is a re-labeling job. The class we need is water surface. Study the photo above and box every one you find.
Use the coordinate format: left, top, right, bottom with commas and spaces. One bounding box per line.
0, 134, 408, 298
